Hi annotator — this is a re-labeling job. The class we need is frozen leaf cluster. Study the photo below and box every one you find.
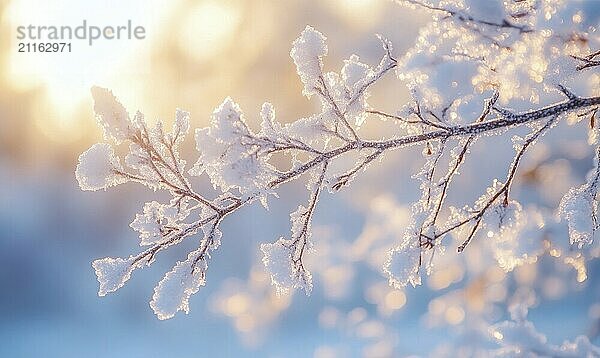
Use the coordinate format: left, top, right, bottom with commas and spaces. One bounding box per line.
290, 26, 328, 97
261, 170, 326, 295
192, 98, 277, 196
76, 143, 126, 191
260, 238, 298, 296
92, 255, 140, 296
130, 201, 188, 246
384, 233, 422, 288
150, 248, 208, 320
90, 86, 134, 143
558, 149, 600, 248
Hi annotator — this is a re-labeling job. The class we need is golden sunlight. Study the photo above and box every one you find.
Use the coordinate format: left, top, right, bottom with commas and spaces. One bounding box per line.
2, 0, 167, 141
177, 1, 241, 62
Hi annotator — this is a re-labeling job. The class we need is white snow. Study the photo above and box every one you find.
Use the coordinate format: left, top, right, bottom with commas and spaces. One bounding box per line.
76, 143, 126, 191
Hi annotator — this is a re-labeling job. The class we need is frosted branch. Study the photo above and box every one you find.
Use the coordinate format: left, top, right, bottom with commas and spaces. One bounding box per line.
77, 5, 600, 319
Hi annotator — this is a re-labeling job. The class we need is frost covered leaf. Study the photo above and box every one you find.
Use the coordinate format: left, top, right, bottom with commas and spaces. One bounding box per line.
558, 184, 597, 248
130, 201, 184, 246
261, 238, 296, 295
150, 248, 208, 320
192, 97, 276, 195
559, 149, 600, 248
342, 55, 370, 89
259, 102, 282, 139
260, 165, 324, 296
261, 239, 314, 296
170, 108, 190, 144
283, 112, 335, 149
341, 54, 372, 126
123, 144, 160, 188
92, 255, 139, 296
384, 234, 422, 288
91, 86, 134, 143
76, 143, 127, 191
290, 26, 328, 97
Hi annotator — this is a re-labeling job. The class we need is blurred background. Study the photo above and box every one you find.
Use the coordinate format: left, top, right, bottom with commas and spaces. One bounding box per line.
1, 0, 599, 357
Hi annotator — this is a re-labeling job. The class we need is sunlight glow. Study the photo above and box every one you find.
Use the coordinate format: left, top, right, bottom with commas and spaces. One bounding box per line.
177, 1, 241, 61
384, 290, 406, 310
327, 0, 384, 29
225, 294, 250, 316
445, 306, 465, 325
3, 0, 164, 141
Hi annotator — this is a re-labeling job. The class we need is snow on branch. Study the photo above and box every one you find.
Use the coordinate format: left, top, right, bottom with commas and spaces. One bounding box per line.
77, 0, 600, 324
572, 50, 600, 71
